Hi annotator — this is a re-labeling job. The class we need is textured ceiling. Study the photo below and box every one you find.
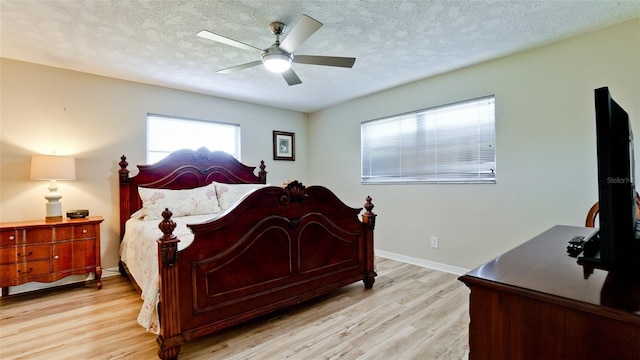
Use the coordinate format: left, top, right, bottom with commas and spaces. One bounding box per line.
1, 1, 639, 113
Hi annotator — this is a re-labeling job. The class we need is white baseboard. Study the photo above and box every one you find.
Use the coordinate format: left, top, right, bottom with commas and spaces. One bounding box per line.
375, 249, 470, 276
103, 267, 121, 278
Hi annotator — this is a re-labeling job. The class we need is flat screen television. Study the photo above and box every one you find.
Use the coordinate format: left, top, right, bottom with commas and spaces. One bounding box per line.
580, 87, 640, 270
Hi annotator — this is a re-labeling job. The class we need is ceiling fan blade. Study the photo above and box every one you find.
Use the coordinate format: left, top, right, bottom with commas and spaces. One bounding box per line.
279, 14, 323, 53
197, 30, 263, 53
217, 60, 263, 74
293, 55, 356, 68
282, 68, 302, 86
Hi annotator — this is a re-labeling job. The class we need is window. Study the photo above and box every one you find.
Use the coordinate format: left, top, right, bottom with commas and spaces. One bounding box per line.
361, 96, 496, 184
147, 114, 240, 164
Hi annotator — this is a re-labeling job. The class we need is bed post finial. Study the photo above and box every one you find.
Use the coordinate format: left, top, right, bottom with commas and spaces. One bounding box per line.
119, 155, 129, 185
158, 208, 180, 267
362, 196, 376, 230
259, 160, 267, 184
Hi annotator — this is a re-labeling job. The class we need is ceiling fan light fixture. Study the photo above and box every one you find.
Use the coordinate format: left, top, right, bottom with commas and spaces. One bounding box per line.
199, 14, 355, 85
262, 52, 292, 73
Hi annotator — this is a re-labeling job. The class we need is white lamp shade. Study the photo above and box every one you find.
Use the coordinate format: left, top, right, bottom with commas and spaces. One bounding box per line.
30, 155, 76, 180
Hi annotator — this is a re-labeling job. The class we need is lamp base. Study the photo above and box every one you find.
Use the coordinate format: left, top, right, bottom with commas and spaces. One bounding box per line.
45, 186, 63, 223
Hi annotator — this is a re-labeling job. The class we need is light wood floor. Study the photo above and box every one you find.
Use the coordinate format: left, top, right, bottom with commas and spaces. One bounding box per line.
0, 257, 470, 359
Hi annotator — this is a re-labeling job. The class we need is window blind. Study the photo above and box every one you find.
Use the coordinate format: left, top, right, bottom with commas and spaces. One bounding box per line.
147, 114, 241, 164
361, 96, 496, 184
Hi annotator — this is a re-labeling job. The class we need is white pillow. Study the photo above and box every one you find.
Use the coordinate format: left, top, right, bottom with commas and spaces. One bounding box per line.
138, 182, 222, 221
130, 208, 146, 220
214, 182, 269, 211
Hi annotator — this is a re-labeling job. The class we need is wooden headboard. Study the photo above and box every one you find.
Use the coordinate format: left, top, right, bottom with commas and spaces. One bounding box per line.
118, 147, 267, 237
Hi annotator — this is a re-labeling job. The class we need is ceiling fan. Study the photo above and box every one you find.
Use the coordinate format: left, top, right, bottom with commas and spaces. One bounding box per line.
197, 14, 356, 86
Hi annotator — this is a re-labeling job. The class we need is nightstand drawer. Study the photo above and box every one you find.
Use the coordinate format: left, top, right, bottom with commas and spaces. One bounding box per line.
0, 245, 51, 264
24, 228, 54, 244
0, 229, 52, 245
75, 225, 96, 238
0, 260, 51, 282
0, 230, 20, 246
54, 224, 96, 241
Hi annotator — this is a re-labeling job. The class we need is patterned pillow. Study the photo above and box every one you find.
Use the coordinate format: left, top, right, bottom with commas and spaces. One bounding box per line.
138, 182, 221, 221
214, 182, 269, 211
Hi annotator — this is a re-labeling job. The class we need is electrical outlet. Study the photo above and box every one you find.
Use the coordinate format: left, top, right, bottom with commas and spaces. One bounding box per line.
430, 236, 439, 249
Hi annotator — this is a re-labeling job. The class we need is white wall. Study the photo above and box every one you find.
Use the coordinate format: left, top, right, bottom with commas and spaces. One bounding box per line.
0, 59, 308, 273
308, 19, 640, 270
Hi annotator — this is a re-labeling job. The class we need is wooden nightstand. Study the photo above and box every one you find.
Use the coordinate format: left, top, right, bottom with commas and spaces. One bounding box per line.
0, 216, 104, 296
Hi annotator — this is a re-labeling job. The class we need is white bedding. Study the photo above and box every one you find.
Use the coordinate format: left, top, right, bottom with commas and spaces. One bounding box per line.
120, 214, 219, 333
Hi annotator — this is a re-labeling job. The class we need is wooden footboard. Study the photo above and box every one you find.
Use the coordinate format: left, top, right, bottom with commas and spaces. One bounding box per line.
155, 181, 376, 360
117, 149, 375, 359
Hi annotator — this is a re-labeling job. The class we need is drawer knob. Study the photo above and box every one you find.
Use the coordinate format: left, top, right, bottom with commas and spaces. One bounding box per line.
82, 229, 88, 234
54, 255, 59, 260
8, 235, 15, 240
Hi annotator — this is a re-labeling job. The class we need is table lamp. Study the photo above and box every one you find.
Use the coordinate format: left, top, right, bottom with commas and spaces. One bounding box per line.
30, 155, 76, 222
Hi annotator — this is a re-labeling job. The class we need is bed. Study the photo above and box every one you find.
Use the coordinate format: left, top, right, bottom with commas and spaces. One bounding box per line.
118, 147, 377, 360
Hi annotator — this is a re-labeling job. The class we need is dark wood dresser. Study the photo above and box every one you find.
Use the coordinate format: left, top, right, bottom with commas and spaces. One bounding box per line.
459, 225, 640, 360
0, 216, 103, 296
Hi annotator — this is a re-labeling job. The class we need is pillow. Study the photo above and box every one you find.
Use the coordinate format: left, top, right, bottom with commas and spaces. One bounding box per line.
138, 182, 222, 221
214, 182, 269, 211
130, 208, 146, 220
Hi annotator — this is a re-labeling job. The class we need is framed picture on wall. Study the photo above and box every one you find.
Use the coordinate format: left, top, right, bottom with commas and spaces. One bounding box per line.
273, 131, 295, 161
